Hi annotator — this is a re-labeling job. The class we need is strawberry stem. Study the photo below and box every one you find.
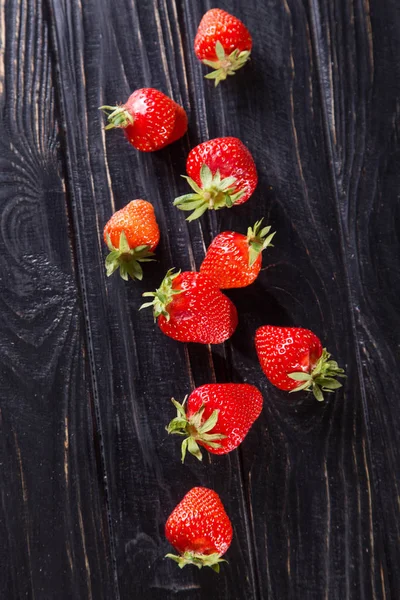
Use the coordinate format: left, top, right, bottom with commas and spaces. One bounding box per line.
140, 268, 182, 321
166, 398, 226, 462
246, 219, 276, 267
202, 41, 251, 86
99, 104, 134, 130
165, 551, 227, 572
287, 348, 346, 401
174, 164, 244, 221
105, 232, 155, 281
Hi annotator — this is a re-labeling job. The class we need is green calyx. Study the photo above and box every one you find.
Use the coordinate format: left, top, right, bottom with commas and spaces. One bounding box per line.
203, 41, 251, 86
167, 398, 226, 463
246, 219, 276, 267
174, 164, 244, 221
165, 551, 227, 572
139, 268, 182, 321
99, 104, 134, 130
105, 232, 155, 281
287, 349, 346, 401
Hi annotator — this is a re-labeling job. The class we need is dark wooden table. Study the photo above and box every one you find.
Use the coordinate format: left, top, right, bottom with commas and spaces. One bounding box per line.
1, 0, 399, 598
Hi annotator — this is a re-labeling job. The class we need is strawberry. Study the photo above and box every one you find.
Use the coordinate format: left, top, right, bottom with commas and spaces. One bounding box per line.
140, 269, 238, 344
165, 487, 233, 571
174, 137, 258, 220
99, 88, 187, 152
167, 383, 263, 462
200, 219, 276, 288
103, 200, 159, 281
194, 9, 252, 86
255, 325, 346, 401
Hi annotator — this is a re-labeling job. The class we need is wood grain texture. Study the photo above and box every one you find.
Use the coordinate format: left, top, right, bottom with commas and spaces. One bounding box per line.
0, 0, 114, 597
2, 0, 400, 598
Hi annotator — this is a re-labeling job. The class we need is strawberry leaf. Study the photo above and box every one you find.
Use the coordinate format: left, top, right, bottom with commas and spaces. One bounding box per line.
99, 104, 134, 129
186, 204, 209, 222
289, 348, 346, 401
246, 218, 276, 266
288, 372, 312, 381
165, 551, 226, 571
215, 40, 226, 61
187, 437, 203, 461
202, 43, 251, 86
140, 268, 181, 319
181, 175, 203, 194
198, 409, 219, 434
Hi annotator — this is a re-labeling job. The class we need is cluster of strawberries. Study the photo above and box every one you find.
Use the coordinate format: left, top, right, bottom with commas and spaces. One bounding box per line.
101, 9, 345, 574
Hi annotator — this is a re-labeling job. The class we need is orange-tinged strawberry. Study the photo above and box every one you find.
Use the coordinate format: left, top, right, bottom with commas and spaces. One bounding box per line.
174, 137, 258, 220
167, 383, 263, 462
165, 487, 233, 571
140, 269, 238, 344
103, 200, 159, 281
99, 88, 187, 152
255, 325, 346, 401
200, 219, 276, 288
194, 9, 252, 86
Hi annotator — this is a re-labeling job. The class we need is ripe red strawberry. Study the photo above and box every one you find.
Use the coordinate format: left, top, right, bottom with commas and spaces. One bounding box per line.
200, 219, 276, 288
174, 137, 258, 220
140, 269, 238, 344
167, 383, 263, 462
255, 325, 346, 401
194, 9, 252, 86
103, 200, 159, 281
99, 88, 187, 152
165, 487, 233, 571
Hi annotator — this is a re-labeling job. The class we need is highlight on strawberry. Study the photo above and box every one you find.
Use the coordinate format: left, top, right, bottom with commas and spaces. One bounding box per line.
194, 9, 252, 86
255, 325, 346, 401
165, 487, 233, 571
200, 219, 276, 289
167, 383, 263, 462
99, 88, 187, 152
174, 137, 258, 220
140, 269, 238, 344
103, 200, 159, 281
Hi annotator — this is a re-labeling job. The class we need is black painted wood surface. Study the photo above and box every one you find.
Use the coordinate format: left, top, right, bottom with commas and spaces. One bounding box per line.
1, 0, 399, 598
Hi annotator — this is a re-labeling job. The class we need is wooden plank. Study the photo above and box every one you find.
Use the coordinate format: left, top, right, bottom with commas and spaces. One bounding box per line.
0, 0, 114, 597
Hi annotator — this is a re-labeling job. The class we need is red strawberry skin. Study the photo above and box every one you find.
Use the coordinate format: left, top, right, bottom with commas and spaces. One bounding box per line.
158, 272, 238, 344
186, 137, 258, 205
200, 231, 261, 288
167, 104, 188, 144
194, 9, 252, 61
165, 487, 233, 556
255, 326, 323, 391
187, 384, 263, 454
